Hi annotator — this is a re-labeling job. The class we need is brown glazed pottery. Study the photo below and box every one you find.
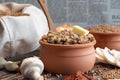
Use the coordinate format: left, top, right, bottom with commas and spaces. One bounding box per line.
90, 32, 120, 50
39, 39, 96, 74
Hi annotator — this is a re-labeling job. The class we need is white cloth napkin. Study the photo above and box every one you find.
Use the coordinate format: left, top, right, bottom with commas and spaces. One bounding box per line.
0, 2, 49, 57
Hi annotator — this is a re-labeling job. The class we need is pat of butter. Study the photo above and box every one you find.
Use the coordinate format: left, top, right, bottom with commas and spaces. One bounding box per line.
72, 25, 89, 35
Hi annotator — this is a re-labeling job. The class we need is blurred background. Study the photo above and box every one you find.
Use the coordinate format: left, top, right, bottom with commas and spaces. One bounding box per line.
0, 0, 119, 28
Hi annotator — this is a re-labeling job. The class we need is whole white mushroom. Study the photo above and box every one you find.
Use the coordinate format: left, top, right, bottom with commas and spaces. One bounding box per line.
20, 56, 44, 80
5, 61, 19, 71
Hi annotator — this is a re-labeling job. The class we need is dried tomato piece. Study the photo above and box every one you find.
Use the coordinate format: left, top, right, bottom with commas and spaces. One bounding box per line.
64, 70, 93, 80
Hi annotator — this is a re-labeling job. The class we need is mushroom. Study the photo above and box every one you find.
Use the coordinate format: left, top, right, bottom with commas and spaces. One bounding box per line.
20, 56, 44, 80
95, 47, 120, 67
95, 53, 106, 63
95, 47, 105, 58
5, 61, 19, 71
0, 57, 7, 69
103, 47, 115, 65
115, 54, 120, 67
111, 49, 120, 58
95, 47, 107, 63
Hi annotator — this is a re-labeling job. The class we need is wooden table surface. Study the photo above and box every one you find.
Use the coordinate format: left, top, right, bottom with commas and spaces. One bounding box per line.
0, 50, 67, 80
0, 50, 120, 80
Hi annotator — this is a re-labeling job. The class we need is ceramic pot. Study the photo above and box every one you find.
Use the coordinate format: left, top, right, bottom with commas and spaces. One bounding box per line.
39, 39, 96, 74
90, 32, 120, 50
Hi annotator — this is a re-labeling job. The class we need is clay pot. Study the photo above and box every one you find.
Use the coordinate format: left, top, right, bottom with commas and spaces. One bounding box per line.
90, 32, 120, 50
39, 39, 96, 74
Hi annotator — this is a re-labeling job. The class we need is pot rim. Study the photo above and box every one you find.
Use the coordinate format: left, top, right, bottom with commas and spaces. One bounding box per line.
39, 39, 96, 48
90, 31, 120, 35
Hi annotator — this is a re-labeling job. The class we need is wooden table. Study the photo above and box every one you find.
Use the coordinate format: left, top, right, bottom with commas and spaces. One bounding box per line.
0, 50, 119, 80
0, 50, 67, 80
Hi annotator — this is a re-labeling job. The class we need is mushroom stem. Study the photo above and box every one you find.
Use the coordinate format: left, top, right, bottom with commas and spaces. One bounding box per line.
32, 71, 43, 80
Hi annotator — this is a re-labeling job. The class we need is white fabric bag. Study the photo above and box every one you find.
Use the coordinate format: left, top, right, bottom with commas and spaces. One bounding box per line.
0, 2, 49, 57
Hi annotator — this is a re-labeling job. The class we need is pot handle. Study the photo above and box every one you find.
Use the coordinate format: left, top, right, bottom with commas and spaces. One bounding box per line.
37, 0, 55, 31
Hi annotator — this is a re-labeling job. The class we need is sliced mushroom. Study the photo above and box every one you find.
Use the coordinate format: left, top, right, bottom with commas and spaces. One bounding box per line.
115, 54, 120, 67
95, 53, 106, 63
96, 47, 105, 58
103, 47, 115, 65
111, 49, 120, 58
